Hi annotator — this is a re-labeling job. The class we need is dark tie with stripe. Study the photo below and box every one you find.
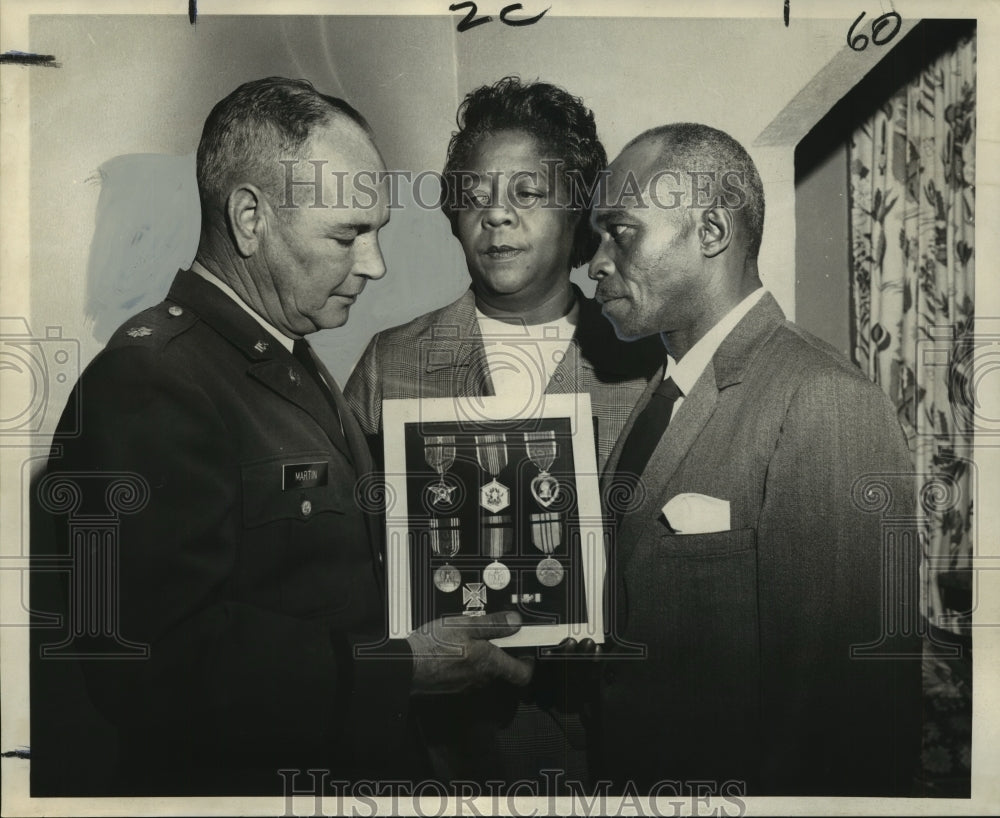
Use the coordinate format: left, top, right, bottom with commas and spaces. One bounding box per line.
293, 338, 350, 459
615, 376, 683, 485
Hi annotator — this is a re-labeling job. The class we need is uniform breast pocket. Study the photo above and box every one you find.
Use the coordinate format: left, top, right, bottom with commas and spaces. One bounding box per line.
655, 526, 757, 559
239, 452, 360, 617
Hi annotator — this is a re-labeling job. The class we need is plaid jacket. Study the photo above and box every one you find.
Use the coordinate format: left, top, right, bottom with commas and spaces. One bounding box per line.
344, 286, 663, 471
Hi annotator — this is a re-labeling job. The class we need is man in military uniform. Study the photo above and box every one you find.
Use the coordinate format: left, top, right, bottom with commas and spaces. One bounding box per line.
34, 77, 529, 795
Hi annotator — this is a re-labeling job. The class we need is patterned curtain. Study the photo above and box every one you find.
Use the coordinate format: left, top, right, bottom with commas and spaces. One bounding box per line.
847, 31, 975, 633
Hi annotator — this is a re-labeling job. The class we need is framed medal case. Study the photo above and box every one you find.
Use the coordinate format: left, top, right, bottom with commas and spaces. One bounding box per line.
383, 393, 606, 648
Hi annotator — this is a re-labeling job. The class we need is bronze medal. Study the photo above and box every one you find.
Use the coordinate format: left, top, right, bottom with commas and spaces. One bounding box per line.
433, 565, 461, 593
536, 557, 565, 587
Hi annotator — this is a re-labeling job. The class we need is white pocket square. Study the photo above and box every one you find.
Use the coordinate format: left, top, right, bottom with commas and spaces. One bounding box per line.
662, 493, 730, 534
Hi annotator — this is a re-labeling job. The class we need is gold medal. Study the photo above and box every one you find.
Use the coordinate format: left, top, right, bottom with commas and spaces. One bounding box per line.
483, 560, 511, 590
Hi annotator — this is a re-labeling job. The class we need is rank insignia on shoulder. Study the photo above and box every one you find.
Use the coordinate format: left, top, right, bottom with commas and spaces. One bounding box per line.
126, 326, 153, 338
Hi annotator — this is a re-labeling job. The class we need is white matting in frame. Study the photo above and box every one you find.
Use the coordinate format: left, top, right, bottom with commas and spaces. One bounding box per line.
383, 393, 606, 647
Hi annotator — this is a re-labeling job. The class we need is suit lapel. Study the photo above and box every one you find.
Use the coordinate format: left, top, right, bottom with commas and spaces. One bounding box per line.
315, 354, 387, 579
422, 289, 494, 398
616, 365, 721, 558
608, 293, 787, 571
247, 355, 354, 462
546, 328, 585, 395
167, 269, 354, 460
539, 287, 592, 396
317, 355, 372, 474
602, 352, 667, 490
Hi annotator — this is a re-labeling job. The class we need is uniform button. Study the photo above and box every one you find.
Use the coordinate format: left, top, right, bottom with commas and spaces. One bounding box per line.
300, 499, 312, 517
604, 667, 616, 684
378, 553, 384, 565
167, 305, 183, 317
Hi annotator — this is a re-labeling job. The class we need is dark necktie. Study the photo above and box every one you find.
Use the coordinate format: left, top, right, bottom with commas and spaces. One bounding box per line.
293, 338, 350, 458
609, 376, 683, 629
615, 376, 683, 484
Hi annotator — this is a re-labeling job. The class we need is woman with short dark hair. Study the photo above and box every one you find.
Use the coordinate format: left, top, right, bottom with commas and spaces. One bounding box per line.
345, 76, 661, 786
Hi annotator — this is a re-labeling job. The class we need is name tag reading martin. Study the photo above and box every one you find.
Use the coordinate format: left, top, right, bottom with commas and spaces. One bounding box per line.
282, 461, 329, 490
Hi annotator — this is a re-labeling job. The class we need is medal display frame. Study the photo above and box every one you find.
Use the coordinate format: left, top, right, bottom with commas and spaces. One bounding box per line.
383, 393, 606, 647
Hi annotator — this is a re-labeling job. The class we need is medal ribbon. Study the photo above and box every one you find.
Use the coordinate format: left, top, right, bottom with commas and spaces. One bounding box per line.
524, 430, 557, 473
429, 517, 461, 557
475, 433, 508, 477
481, 514, 513, 559
530, 512, 561, 554
424, 435, 456, 475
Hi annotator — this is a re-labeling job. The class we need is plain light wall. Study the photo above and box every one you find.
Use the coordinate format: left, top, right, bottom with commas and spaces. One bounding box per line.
29, 15, 469, 388
28, 14, 863, 416
794, 140, 851, 358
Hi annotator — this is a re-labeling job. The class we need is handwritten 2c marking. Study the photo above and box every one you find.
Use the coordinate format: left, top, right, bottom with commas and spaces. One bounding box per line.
449, 2, 550, 33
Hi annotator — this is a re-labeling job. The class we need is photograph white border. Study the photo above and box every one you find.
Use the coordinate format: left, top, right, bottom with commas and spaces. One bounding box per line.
2, 1, 998, 815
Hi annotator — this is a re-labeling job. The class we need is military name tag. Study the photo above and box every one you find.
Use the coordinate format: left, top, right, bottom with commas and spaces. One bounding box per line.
282, 461, 329, 490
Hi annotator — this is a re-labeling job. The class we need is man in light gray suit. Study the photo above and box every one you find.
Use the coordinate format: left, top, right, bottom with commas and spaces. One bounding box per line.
587, 123, 921, 795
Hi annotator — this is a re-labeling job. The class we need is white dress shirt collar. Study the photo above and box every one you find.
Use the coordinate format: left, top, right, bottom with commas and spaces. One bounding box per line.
665, 288, 767, 395
191, 260, 294, 352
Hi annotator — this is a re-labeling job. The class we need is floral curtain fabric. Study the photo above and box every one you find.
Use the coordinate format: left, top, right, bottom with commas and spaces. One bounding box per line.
848, 31, 975, 632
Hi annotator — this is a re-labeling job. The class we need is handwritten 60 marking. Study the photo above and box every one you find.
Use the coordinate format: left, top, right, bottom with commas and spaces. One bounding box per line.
847, 10, 903, 51
449, 1, 550, 32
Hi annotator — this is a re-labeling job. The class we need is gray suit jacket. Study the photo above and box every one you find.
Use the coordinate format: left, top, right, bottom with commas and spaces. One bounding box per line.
598, 293, 922, 795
